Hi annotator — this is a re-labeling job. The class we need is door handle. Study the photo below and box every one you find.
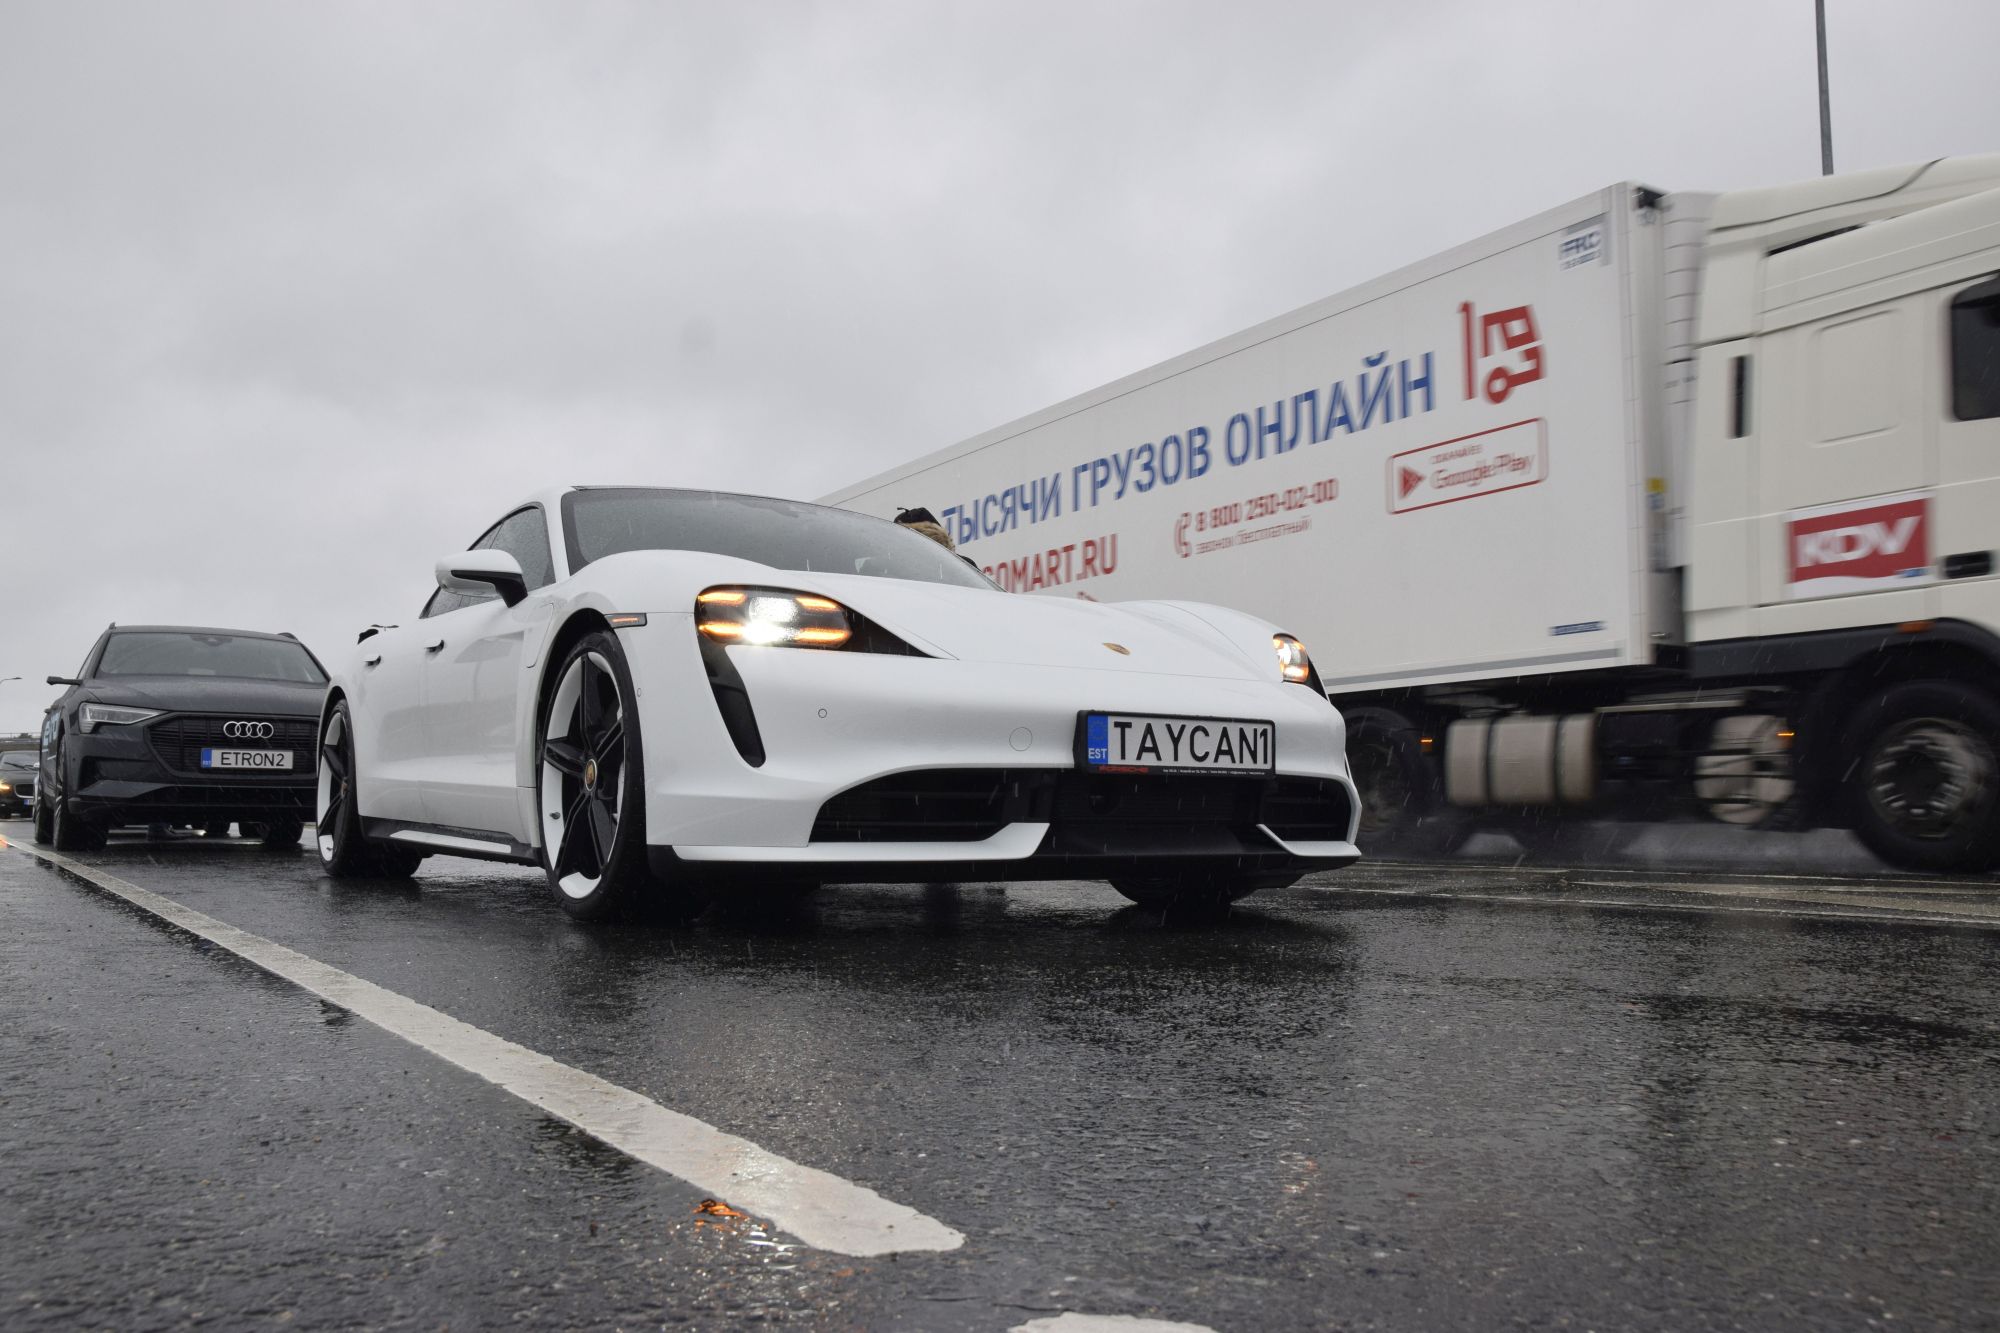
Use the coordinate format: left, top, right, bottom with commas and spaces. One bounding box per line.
363, 655, 382, 668
425, 639, 446, 654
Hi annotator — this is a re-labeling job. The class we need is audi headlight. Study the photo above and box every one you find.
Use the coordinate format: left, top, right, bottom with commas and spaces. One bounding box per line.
79, 703, 162, 732
697, 588, 854, 648
1273, 634, 1314, 686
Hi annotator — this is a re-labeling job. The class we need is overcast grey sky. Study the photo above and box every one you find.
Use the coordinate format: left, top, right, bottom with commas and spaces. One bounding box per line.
4, 0, 1998, 732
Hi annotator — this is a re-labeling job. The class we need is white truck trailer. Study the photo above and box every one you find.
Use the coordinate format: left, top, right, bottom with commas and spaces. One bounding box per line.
822, 157, 2000, 873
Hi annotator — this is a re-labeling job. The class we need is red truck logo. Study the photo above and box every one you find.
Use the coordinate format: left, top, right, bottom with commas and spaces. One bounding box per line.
1459, 302, 1544, 404
1786, 493, 1931, 596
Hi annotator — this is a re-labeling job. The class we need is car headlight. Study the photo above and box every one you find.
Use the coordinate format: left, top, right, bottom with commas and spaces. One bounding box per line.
1273, 634, 1314, 685
697, 588, 854, 648
0, 782, 11, 793
79, 702, 163, 732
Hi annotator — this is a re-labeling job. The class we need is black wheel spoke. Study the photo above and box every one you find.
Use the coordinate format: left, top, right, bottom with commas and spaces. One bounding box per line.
556, 790, 594, 878
544, 737, 588, 779
322, 785, 345, 830
587, 797, 616, 867
321, 741, 347, 781
579, 660, 609, 738
591, 717, 624, 766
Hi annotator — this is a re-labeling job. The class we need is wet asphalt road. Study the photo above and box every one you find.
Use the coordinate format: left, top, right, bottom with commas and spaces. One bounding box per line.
2, 818, 1998, 1332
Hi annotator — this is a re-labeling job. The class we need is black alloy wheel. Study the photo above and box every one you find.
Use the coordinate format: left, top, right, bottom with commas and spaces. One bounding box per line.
537, 630, 703, 923
316, 700, 423, 879
1845, 680, 2000, 874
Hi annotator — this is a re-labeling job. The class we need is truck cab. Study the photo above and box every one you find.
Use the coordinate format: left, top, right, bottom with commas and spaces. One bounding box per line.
1678, 157, 2000, 869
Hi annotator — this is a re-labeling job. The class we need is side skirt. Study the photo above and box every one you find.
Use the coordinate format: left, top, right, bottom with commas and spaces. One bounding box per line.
361, 817, 540, 865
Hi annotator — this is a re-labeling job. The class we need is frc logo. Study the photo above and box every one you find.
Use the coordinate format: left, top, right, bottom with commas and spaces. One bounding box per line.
1786, 492, 1932, 598
1559, 215, 1607, 270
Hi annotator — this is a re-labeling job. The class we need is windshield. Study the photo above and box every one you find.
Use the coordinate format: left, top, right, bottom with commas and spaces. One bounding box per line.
0, 752, 32, 770
95, 632, 327, 684
562, 489, 996, 590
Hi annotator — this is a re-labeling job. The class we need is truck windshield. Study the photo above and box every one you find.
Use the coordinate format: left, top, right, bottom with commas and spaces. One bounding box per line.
561, 489, 996, 590
95, 632, 327, 683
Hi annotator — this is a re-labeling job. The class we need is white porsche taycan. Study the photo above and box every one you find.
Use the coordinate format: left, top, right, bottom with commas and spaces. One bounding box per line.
317, 487, 1360, 918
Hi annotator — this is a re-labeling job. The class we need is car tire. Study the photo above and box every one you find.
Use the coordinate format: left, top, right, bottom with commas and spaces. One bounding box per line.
32, 792, 54, 845
316, 700, 425, 880
537, 630, 703, 923
1108, 872, 1271, 915
51, 794, 107, 852
1844, 679, 2000, 874
256, 816, 305, 849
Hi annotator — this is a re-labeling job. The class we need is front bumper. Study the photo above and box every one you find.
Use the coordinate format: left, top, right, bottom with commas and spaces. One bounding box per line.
62, 715, 316, 824
620, 618, 1361, 880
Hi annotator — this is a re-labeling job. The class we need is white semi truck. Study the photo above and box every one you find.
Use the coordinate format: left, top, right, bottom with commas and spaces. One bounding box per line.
823, 157, 2000, 873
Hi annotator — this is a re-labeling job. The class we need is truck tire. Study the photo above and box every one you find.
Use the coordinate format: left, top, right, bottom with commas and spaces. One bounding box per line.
1345, 707, 1469, 857
1844, 680, 2000, 874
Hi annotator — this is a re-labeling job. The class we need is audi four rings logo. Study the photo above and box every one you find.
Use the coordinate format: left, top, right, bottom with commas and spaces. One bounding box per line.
223, 720, 275, 739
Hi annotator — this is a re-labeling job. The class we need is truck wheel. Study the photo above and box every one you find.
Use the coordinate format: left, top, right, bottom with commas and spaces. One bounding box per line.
1845, 680, 2000, 874
1346, 707, 1469, 857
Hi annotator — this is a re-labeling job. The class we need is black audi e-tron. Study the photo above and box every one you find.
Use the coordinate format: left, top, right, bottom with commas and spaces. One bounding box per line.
35, 625, 327, 850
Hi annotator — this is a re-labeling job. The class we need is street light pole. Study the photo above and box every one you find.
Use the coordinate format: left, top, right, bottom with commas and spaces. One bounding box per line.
1816, 0, 1834, 176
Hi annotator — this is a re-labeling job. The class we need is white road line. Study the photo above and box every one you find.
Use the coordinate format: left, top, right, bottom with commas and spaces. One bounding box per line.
2, 839, 962, 1259
1012, 1315, 1219, 1333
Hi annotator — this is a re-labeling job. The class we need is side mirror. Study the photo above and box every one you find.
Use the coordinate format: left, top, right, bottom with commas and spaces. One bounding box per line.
46, 675, 81, 686
436, 550, 528, 607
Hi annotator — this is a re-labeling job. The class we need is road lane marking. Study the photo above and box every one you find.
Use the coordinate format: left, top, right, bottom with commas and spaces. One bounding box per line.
1013, 1316, 1218, 1333
1329, 883, 2000, 929
1572, 879, 2000, 920
1351, 858, 1977, 887
3, 841, 962, 1258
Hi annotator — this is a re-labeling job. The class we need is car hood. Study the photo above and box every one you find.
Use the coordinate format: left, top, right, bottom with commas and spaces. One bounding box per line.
798, 574, 1268, 679
78, 675, 326, 717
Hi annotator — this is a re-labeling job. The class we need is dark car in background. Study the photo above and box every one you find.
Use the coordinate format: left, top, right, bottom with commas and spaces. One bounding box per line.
0, 749, 35, 817
34, 625, 326, 850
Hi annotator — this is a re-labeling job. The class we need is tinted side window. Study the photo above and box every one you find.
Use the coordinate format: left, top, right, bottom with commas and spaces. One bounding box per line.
422, 506, 553, 618
1951, 274, 2000, 422
479, 507, 555, 589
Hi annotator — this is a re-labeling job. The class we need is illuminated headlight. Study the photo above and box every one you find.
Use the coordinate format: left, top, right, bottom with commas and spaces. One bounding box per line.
0, 782, 11, 793
80, 703, 162, 732
697, 588, 854, 648
1273, 634, 1313, 685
